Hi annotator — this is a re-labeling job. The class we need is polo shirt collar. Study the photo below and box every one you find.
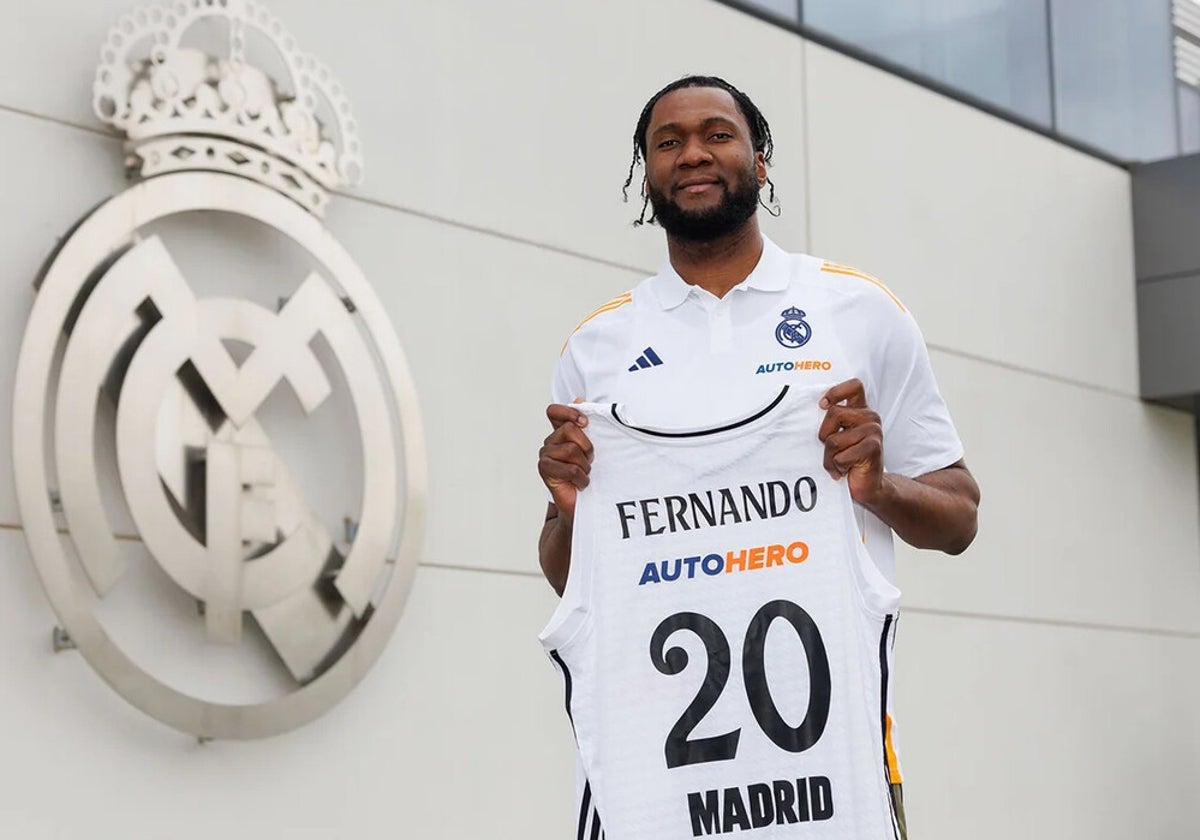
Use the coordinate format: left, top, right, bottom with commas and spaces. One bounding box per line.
649, 234, 790, 310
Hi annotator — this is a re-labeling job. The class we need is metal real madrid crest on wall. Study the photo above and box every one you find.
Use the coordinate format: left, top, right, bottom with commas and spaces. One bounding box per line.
12, 0, 426, 739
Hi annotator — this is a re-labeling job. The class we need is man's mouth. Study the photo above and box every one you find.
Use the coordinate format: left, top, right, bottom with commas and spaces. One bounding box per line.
675, 178, 721, 196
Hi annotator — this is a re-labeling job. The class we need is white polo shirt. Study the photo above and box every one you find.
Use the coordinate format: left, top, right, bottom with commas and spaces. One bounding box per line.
552, 235, 963, 584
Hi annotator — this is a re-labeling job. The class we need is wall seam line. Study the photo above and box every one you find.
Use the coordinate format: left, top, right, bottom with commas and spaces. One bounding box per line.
0, 104, 652, 279
1137, 268, 1200, 286
5, 524, 1196, 638
904, 605, 1200, 640
0, 102, 110, 137
335, 191, 654, 277
925, 344, 1148, 405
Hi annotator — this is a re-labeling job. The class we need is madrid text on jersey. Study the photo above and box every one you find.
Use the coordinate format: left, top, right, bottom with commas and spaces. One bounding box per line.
614, 476, 818, 540
687, 776, 834, 837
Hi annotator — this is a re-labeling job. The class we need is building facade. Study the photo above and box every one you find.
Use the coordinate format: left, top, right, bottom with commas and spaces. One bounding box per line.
1, 1, 1197, 837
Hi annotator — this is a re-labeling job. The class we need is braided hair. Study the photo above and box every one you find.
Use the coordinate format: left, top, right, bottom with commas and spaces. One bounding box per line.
622, 75, 778, 226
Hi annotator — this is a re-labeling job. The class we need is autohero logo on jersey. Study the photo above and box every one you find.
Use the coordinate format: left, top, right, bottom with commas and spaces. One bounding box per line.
614, 476, 818, 586
754, 359, 833, 376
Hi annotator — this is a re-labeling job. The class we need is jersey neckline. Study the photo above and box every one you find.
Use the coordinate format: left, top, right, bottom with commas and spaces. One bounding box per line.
608, 385, 791, 441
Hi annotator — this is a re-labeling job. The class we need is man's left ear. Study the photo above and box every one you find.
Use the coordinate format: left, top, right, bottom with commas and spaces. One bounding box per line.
755, 152, 767, 185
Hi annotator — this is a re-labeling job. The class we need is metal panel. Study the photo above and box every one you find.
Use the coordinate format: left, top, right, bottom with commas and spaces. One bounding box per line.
1132, 153, 1200, 408
1137, 273, 1200, 402
1132, 152, 1200, 280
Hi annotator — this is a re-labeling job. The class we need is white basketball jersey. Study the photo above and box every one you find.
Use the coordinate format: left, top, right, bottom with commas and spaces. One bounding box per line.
540, 385, 904, 840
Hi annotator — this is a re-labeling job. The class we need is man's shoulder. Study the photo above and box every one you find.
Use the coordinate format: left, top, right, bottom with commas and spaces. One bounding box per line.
757, 243, 904, 309
558, 278, 653, 355
798, 256, 910, 316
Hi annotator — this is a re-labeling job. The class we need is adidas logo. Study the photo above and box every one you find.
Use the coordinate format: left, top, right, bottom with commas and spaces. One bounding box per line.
628, 347, 664, 372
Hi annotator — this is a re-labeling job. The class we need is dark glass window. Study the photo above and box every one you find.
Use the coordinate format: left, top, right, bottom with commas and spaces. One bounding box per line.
804, 0, 1053, 126
718, 0, 1186, 162
1049, 0, 1177, 161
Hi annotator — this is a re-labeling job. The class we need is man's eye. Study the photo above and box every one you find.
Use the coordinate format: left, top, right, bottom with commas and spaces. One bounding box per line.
711, 132, 733, 141
657, 139, 679, 149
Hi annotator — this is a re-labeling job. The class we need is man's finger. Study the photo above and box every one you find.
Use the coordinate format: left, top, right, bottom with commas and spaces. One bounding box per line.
818, 378, 867, 410
823, 439, 841, 479
547, 402, 588, 429
822, 426, 872, 471
539, 441, 592, 474
538, 456, 590, 489
817, 408, 844, 442
545, 422, 594, 460
817, 406, 880, 441
822, 423, 874, 454
830, 439, 882, 475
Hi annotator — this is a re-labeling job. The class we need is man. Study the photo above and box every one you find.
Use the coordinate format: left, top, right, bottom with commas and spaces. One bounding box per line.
537, 75, 979, 838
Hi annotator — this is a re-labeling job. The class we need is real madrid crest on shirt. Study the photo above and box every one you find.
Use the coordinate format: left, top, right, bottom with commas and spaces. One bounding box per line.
775, 306, 812, 349
11, 0, 426, 738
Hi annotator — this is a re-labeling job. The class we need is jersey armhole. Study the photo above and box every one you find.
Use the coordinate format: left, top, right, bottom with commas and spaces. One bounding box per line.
840, 491, 902, 621
538, 516, 596, 653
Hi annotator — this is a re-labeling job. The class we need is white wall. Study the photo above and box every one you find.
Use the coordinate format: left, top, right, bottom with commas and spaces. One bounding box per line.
0, 1, 1196, 838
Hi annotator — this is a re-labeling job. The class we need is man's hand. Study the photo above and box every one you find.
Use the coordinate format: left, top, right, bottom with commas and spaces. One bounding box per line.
537, 402, 593, 521
817, 378, 885, 507
817, 378, 980, 555
538, 401, 592, 595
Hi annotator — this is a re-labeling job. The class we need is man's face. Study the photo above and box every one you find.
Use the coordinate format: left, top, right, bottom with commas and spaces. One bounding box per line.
642, 86, 767, 242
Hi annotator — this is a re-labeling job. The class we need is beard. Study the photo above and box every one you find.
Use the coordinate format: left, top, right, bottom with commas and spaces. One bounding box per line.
647, 165, 760, 243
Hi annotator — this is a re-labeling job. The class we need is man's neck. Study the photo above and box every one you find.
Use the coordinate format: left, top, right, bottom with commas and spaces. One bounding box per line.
666, 219, 764, 299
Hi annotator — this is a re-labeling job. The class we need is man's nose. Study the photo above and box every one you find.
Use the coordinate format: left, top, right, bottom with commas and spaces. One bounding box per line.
677, 135, 712, 167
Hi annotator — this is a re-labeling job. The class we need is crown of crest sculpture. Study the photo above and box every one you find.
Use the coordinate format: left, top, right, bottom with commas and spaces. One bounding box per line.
92, 0, 362, 215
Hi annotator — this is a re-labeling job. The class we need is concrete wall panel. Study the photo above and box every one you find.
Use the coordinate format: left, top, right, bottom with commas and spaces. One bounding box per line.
804, 42, 1139, 397
895, 610, 1200, 840
899, 350, 1200, 635
0, 527, 573, 839
327, 194, 644, 575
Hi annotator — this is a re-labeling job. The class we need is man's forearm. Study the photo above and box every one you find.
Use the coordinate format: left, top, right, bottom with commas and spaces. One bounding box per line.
539, 504, 573, 596
861, 463, 979, 555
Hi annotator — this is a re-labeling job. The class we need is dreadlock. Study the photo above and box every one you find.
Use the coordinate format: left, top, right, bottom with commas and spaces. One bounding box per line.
622, 75, 778, 226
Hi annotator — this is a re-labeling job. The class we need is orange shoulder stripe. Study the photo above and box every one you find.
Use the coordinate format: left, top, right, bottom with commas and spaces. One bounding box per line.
820, 262, 906, 312
560, 293, 633, 354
